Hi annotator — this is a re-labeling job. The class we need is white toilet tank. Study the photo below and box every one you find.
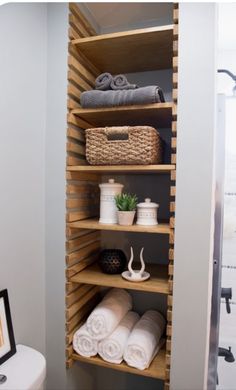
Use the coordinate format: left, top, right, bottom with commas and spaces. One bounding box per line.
0, 344, 46, 390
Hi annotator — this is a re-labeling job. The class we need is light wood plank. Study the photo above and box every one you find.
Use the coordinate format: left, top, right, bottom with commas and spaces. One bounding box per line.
72, 103, 173, 128
72, 347, 166, 380
71, 263, 168, 294
72, 26, 173, 73
69, 218, 171, 234
67, 164, 175, 174
69, 3, 97, 36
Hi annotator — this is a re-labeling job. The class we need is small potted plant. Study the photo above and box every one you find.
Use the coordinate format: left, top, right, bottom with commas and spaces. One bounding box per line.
115, 193, 138, 226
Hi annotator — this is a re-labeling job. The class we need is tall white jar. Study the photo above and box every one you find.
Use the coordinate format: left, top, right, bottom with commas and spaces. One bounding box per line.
99, 179, 123, 224
136, 198, 159, 226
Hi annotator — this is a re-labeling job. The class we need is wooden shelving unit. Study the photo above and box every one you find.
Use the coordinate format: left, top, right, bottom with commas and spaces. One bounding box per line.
72, 346, 166, 380
67, 164, 175, 174
70, 263, 169, 294
71, 103, 173, 128
69, 218, 171, 234
66, 3, 178, 389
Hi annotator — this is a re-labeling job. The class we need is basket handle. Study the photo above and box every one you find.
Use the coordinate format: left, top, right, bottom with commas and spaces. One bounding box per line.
104, 127, 130, 141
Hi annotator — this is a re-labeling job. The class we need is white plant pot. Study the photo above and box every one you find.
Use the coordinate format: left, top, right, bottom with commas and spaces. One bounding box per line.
117, 211, 136, 226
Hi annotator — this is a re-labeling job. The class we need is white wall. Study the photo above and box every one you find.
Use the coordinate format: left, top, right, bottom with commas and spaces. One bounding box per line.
0, 3, 47, 355
170, 3, 217, 390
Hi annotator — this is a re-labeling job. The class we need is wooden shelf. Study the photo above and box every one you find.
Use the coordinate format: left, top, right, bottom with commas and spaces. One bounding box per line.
67, 164, 175, 174
72, 25, 173, 73
70, 263, 168, 294
72, 103, 172, 128
69, 218, 171, 234
72, 346, 166, 380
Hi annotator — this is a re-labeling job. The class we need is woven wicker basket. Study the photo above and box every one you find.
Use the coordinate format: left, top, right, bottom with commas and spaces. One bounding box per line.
85, 126, 162, 165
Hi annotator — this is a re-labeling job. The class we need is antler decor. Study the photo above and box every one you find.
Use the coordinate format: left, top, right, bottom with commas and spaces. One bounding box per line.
122, 247, 150, 282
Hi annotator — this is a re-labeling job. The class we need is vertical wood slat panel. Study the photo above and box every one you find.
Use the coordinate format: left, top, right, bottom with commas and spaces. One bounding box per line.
66, 3, 100, 369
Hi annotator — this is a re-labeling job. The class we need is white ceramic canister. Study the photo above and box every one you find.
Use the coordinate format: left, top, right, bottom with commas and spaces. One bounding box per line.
99, 179, 123, 224
136, 198, 159, 226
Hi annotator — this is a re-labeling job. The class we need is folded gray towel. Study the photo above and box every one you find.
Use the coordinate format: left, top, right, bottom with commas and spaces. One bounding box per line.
110, 74, 137, 90
80, 86, 165, 108
95, 72, 113, 91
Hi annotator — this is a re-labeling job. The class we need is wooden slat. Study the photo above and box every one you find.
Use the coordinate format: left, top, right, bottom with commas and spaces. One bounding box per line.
67, 112, 92, 129
171, 153, 176, 165
66, 183, 96, 195
66, 358, 74, 369
66, 284, 93, 307
67, 155, 87, 166
66, 197, 96, 209
66, 345, 73, 359
67, 84, 81, 103
173, 72, 178, 87
169, 231, 175, 245
69, 14, 89, 38
66, 227, 95, 240
68, 56, 95, 88
68, 98, 80, 110
68, 43, 100, 78
67, 210, 98, 223
66, 293, 100, 332
167, 309, 172, 322
173, 40, 178, 56
173, 8, 179, 24
66, 171, 99, 182
66, 320, 84, 345
67, 141, 85, 156
173, 24, 178, 38
171, 137, 176, 149
66, 281, 81, 294
66, 286, 98, 320
170, 217, 175, 228
68, 68, 92, 95
69, 3, 97, 36
172, 120, 177, 134
66, 240, 100, 267
66, 231, 99, 252
169, 264, 174, 276
67, 127, 85, 143
169, 249, 174, 260
170, 186, 176, 197
69, 26, 80, 40
168, 295, 173, 307
172, 88, 178, 101
171, 170, 176, 181
173, 56, 178, 71
170, 202, 175, 213
66, 253, 99, 278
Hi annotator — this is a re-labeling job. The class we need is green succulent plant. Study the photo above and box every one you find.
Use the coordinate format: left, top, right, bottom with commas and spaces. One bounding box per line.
115, 193, 138, 212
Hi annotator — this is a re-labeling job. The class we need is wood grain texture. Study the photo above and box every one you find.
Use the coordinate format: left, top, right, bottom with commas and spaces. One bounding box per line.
72, 26, 173, 73
71, 263, 168, 294
69, 218, 171, 234
72, 103, 173, 128
72, 347, 166, 380
67, 164, 175, 174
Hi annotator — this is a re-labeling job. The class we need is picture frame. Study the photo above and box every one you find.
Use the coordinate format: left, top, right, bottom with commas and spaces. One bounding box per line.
0, 289, 16, 365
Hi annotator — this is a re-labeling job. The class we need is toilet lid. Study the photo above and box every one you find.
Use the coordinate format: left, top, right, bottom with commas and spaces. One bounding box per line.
0, 344, 46, 390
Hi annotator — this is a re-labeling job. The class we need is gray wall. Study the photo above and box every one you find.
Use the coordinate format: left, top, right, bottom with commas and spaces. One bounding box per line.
0, 3, 47, 355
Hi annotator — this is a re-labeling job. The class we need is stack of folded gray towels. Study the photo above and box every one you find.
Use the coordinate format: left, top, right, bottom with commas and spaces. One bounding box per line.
80, 72, 165, 108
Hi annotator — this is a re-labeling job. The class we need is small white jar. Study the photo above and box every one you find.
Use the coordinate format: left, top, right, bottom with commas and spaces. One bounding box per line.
99, 179, 123, 224
136, 198, 159, 226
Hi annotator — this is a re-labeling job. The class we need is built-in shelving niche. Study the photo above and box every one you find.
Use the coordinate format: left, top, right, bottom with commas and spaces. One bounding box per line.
66, 3, 178, 389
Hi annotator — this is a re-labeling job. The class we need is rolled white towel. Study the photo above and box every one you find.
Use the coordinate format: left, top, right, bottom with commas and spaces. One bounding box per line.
98, 311, 140, 364
124, 310, 166, 370
86, 288, 132, 340
73, 323, 98, 357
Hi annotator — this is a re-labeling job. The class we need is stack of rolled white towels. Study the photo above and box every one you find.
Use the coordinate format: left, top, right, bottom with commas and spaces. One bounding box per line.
73, 288, 166, 370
